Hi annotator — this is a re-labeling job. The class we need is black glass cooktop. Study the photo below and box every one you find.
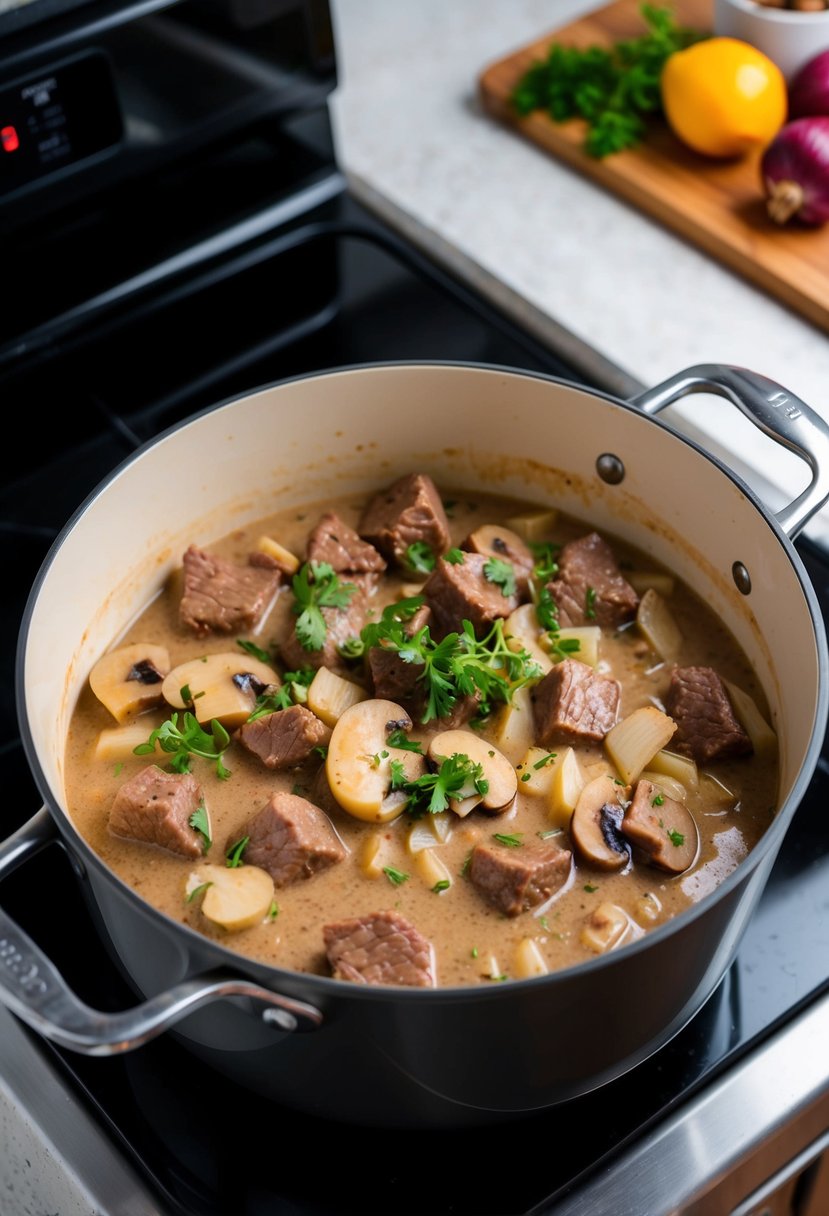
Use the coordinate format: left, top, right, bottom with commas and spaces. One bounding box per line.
3, 190, 829, 1216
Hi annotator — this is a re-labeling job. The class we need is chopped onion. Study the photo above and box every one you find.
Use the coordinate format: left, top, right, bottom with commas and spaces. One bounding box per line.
761, 117, 829, 227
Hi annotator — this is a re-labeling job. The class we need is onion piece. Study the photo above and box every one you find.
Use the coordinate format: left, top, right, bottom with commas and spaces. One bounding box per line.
761, 117, 829, 227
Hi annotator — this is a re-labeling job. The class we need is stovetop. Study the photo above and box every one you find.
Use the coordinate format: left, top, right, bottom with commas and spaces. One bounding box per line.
3, 184, 829, 1216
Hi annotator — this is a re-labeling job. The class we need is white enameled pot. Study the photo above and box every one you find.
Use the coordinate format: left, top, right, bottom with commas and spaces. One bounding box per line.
2, 362, 828, 1127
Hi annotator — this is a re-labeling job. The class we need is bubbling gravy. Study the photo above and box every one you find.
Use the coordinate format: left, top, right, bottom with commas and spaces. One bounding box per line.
64, 477, 778, 988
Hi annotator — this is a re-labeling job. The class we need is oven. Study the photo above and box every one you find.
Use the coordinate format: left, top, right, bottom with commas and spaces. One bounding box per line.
2, 2, 829, 1213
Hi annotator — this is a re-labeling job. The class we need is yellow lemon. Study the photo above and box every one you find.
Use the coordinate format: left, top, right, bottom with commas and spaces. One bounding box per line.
661, 37, 787, 159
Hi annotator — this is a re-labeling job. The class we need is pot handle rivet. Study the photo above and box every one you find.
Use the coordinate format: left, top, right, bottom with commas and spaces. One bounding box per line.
597, 453, 625, 485
732, 561, 752, 595
262, 1008, 299, 1032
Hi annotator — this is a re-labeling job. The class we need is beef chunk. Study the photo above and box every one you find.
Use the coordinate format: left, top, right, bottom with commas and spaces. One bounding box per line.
242, 792, 346, 886
358, 473, 450, 566
323, 910, 435, 987
109, 765, 205, 858
180, 544, 281, 638
236, 704, 328, 770
531, 658, 620, 745
469, 841, 572, 918
546, 533, 639, 628
424, 552, 519, 637
279, 573, 379, 671
306, 512, 386, 573
664, 666, 752, 764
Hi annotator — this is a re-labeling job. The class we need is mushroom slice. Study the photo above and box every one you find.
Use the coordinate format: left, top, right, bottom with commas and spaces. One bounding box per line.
570, 774, 632, 871
161, 652, 279, 729
427, 729, 518, 816
622, 779, 699, 874
326, 699, 426, 823
89, 643, 171, 722
463, 524, 534, 591
193, 862, 275, 932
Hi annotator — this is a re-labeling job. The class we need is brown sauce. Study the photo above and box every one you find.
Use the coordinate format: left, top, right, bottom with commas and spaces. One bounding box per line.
63, 484, 778, 987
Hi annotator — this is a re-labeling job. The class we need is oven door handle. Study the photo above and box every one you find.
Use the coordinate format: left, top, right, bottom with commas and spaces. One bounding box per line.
0, 809, 322, 1054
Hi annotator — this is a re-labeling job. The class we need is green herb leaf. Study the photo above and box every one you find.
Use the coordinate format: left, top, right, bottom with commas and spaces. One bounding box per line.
186, 881, 213, 904
291, 561, 357, 652
539, 915, 551, 931
389, 758, 408, 790
520, 772, 532, 782
405, 541, 436, 574
267, 900, 279, 920
383, 865, 409, 886
652, 792, 665, 807
538, 828, 562, 839
585, 586, 598, 621
313, 745, 328, 760
483, 556, 517, 598
461, 851, 473, 878
584, 883, 599, 893
529, 541, 560, 582
667, 828, 685, 847
113, 762, 123, 777
247, 685, 294, 721
549, 636, 582, 662
134, 712, 232, 780
432, 879, 451, 893
471, 946, 479, 959
179, 683, 205, 705
225, 836, 249, 868
533, 752, 558, 769
493, 832, 523, 848
386, 729, 424, 753
401, 752, 489, 816
189, 804, 212, 851
337, 636, 365, 660
445, 548, 465, 565
237, 638, 272, 664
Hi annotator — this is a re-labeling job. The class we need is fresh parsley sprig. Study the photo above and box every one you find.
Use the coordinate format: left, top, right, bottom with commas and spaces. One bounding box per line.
396, 752, 490, 817
134, 712, 232, 779
511, 3, 706, 158
483, 556, 516, 598
291, 561, 357, 652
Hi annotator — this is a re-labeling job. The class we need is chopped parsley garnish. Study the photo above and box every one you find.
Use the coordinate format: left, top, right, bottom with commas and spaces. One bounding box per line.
386, 729, 423, 753
493, 832, 523, 848
667, 828, 685, 847
337, 636, 365, 660
186, 881, 213, 904
372, 749, 389, 767
360, 601, 541, 723
549, 636, 582, 661
113, 762, 123, 777
539, 916, 551, 931
188, 804, 212, 851
538, 827, 562, 839
313, 745, 328, 760
445, 548, 465, 565
533, 752, 558, 769
471, 946, 479, 959
237, 638, 272, 664
389, 758, 408, 789
291, 783, 306, 796
399, 753, 489, 816
584, 883, 599, 893
488, 973, 509, 983
432, 879, 451, 894
652, 793, 665, 807
225, 836, 249, 868
134, 712, 231, 780
483, 556, 517, 598
405, 541, 436, 574
520, 772, 532, 782
179, 683, 205, 705
529, 540, 560, 582
585, 586, 598, 621
268, 901, 279, 920
535, 586, 559, 632
247, 685, 293, 721
291, 561, 357, 652
383, 865, 409, 886
461, 851, 473, 878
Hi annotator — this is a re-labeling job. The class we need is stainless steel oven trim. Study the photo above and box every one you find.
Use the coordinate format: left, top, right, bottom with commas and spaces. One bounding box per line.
531, 988, 829, 1215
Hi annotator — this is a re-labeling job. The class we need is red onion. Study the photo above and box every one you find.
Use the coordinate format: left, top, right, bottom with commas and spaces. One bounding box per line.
761, 116, 829, 226
788, 50, 829, 121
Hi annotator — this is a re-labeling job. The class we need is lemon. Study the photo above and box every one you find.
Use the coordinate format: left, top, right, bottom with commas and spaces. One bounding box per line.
661, 37, 787, 159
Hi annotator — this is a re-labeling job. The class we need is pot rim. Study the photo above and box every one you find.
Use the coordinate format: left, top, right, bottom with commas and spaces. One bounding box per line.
15, 359, 829, 1003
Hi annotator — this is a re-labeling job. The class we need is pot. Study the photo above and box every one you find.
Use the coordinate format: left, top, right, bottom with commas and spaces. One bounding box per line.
2, 362, 828, 1128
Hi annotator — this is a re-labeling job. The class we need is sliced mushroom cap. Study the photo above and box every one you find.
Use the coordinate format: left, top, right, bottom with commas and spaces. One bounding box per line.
161, 652, 279, 729
192, 863, 275, 932
326, 699, 426, 823
622, 779, 699, 874
570, 774, 632, 871
463, 523, 535, 587
427, 729, 517, 816
89, 642, 171, 722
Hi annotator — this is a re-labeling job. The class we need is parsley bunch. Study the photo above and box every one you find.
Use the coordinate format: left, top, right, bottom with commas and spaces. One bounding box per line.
291, 562, 356, 651
361, 598, 542, 723
134, 711, 232, 779
511, 3, 705, 158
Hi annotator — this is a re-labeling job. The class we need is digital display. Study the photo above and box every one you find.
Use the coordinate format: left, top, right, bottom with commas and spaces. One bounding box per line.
0, 50, 122, 199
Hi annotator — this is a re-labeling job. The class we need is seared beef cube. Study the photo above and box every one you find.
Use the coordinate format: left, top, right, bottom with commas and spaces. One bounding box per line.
323, 910, 435, 987
546, 532, 638, 628
424, 552, 519, 637
180, 544, 281, 637
665, 666, 752, 764
279, 573, 379, 671
242, 792, 346, 886
531, 658, 620, 745
469, 841, 572, 918
358, 473, 450, 566
306, 511, 386, 573
109, 765, 205, 858
236, 704, 328, 770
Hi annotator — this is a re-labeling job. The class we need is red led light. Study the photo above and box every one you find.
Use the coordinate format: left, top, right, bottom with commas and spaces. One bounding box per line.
1, 126, 19, 153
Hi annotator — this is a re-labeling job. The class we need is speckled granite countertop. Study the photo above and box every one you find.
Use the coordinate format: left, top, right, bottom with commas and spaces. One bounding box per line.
328, 0, 829, 544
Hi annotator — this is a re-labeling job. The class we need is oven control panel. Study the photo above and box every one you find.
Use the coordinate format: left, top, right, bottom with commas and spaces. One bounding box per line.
0, 50, 122, 199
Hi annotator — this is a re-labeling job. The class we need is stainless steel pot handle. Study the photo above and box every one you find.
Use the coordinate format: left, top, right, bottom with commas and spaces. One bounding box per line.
630, 363, 829, 539
0, 808, 322, 1054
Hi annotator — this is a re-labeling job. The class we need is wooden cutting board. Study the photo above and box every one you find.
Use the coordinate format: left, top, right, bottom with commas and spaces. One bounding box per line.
479, 0, 829, 334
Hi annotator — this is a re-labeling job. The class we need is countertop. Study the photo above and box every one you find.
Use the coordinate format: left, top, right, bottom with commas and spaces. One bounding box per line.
328, 0, 829, 546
